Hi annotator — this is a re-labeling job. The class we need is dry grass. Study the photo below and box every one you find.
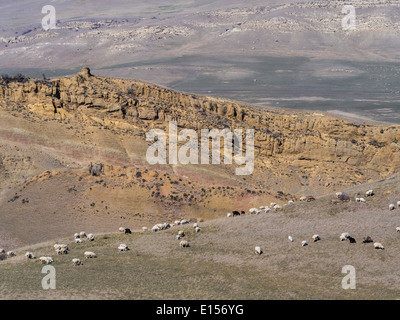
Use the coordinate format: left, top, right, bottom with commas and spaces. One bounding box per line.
1, 175, 400, 299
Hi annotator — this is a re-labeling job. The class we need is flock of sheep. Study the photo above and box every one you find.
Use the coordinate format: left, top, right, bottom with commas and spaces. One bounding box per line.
225, 189, 399, 255
1, 187, 399, 266
22, 232, 99, 266
2, 219, 201, 266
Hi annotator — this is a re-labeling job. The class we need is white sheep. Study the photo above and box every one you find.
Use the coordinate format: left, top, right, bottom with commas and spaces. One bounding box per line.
396, 227, 400, 233
180, 219, 189, 225
152, 225, 159, 232
299, 196, 307, 202
288, 200, 294, 205
74, 233, 80, 239
273, 204, 282, 210
374, 242, 384, 250
255, 246, 263, 255
118, 244, 129, 251
195, 227, 201, 233
389, 204, 396, 210
79, 232, 87, 238
39, 256, 53, 264
87, 233, 95, 241
75, 238, 83, 244
174, 220, 181, 225
119, 227, 126, 233
54, 244, 68, 252
142, 227, 148, 232
193, 223, 199, 228
270, 202, 277, 208
397, 201, 400, 208
56, 247, 68, 255
312, 234, 321, 242
340, 232, 351, 241
178, 230, 185, 238
249, 208, 259, 214
366, 190, 374, 197
180, 240, 190, 248
84, 251, 96, 259
72, 258, 82, 266
301, 241, 308, 247
227, 213, 232, 218
263, 207, 271, 213
359, 198, 366, 203
176, 235, 181, 240
25, 252, 35, 259
288, 236, 293, 242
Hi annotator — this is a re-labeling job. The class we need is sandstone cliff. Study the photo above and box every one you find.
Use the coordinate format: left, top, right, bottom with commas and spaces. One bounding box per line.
1, 68, 400, 196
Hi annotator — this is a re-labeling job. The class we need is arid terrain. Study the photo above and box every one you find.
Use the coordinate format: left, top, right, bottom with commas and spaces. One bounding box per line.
0, 69, 399, 299
0, 0, 400, 300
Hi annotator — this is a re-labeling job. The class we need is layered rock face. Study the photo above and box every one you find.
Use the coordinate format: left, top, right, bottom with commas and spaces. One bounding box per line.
1, 68, 399, 195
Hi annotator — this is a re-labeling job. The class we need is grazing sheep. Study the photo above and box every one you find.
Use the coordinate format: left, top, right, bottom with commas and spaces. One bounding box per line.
156, 223, 171, 231
75, 238, 83, 244
227, 213, 232, 218
74, 233, 80, 239
142, 227, 148, 232
273, 204, 282, 210
180, 240, 190, 248
366, 190, 374, 197
195, 227, 201, 233
174, 220, 181, 225
312, 235, 321, 242
397, 201, 400, 208
301, 241, 308, 247
232, 211, 241, 217
288, 200, 294, 205
176, 235, 181, 240
374, 242, 384, 250
119, 227, 126, 233
336, 192, 343, 197
39, 256, 53, 264
359, 198, 366, 203
72, 258, 82, 266
25, 252, 35, 259
340, 233, 351, 241
178, 230, 185, 238
249, 208, 260, 214
270, 202, 277, 208
118, 244, 129, 251
288, 236, 293, 242
348, 236, 356, 243
363, 236, 373, 243
87, 234, 95, 241
79, 232, 87, 238
255, 246, 263, 255
396, 227, 400, 233
389, 204, 396, 210
84, 251, 96, 259
263, 207, 271, 213
299, 196, 307, 202
152, 225, 159, 232
56, 247, 68, 255
193, 223, 199, 228
0, 248, 5, 254
54, 244, 68, 252
180, 219, 189, 225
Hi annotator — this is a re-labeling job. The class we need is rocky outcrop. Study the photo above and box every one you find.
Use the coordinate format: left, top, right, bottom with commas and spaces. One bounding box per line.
1, 68, 399, 194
